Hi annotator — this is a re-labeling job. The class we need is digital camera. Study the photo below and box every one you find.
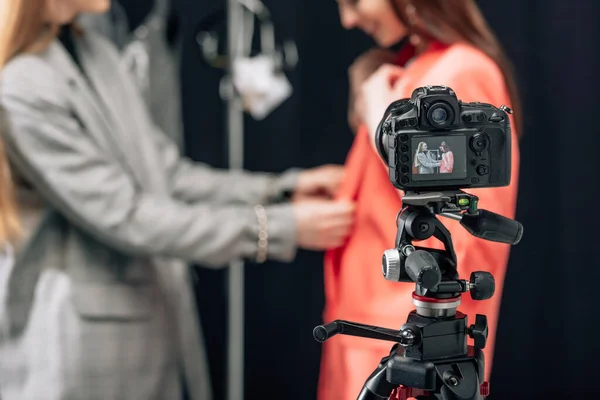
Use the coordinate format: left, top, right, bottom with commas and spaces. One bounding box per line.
375, 85, 512, 191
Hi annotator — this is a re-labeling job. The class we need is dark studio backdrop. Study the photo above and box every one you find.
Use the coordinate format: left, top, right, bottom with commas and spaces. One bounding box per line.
117, 0, 600, 399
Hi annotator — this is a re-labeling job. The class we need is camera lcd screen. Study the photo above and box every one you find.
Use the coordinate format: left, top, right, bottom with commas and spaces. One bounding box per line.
410, 136, 467, 181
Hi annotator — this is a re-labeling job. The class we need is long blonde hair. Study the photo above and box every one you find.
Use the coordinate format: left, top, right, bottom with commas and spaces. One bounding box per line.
0, 0, 56, 69
413, 142, 427, 168
0, 0, 55, 242
0, 135, 20, 242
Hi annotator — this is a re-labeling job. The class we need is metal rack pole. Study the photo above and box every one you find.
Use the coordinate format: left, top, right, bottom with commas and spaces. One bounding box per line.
226, 0, 245, 399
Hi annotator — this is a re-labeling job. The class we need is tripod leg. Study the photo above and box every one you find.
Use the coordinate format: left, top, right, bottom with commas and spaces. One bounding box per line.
356, 356, 397, 400
390, 387, 432, 400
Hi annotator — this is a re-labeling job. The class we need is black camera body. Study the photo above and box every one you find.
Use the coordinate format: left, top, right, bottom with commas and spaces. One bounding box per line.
377, 85, 512, 191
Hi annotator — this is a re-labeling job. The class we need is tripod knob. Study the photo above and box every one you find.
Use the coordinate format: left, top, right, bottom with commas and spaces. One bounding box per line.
469, 271, 495, 300
399, 322, 421, 347
406, 250, 441, 290
382, 249, 402, 281
468, 314, 488, 349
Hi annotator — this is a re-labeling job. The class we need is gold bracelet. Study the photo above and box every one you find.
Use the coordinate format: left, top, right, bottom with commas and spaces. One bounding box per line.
254, 205, 268, 263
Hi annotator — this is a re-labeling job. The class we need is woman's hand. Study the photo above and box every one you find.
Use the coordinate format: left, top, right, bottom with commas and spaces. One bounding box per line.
359, 64, 405, 148
348, 49, 397, 132
295, 164, 345, 200
292, 199, 355, 250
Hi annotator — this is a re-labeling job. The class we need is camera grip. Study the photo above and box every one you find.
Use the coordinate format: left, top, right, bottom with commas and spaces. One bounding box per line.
460, 210, 523, 245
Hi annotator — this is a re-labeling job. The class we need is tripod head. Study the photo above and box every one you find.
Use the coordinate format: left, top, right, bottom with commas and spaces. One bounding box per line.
382, 190, 522, 313
313, 190, 523, 400
315, 189, 522, 334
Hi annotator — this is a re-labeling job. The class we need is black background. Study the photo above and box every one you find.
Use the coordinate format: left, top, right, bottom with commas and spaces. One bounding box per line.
119, 0, 600, 398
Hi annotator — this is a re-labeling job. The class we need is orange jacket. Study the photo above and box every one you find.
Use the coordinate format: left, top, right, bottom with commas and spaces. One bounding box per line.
318, 43, 520, 400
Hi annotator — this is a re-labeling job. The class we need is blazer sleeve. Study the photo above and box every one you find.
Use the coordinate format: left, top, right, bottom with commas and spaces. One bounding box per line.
150, 125, 300, 205
416, 152, 440, 168
0, 84, 297, 268
86, 30, 300, 207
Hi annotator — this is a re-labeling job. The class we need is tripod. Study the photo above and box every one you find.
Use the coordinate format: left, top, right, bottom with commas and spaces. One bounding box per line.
314, 190, 523, 400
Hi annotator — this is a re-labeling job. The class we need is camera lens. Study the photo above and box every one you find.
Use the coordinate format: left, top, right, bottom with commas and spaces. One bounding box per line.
431, 108, 448, 125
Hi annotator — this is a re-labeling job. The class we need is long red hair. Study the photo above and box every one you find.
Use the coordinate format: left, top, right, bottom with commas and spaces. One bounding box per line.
390, 0, 522, 136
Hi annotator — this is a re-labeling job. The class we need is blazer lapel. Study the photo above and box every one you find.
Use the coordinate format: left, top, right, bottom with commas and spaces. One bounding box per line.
43, 40, 147, 187
76, 33, 162, 191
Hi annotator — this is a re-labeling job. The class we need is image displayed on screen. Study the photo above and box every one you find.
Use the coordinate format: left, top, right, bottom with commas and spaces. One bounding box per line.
411, 136, 467, 181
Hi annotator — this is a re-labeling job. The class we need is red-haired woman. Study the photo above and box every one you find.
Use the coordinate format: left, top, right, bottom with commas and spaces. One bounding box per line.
320, 1, 521, 398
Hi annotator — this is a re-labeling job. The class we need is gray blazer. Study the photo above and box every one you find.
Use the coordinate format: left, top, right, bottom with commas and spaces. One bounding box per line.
78, 0, 184, 148
416, 152, 441, 174
0, 31, 297, 400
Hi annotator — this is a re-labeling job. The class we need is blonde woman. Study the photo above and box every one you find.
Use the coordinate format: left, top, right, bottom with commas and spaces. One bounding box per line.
413, 141, 440, 174
0, 0, 354, 399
